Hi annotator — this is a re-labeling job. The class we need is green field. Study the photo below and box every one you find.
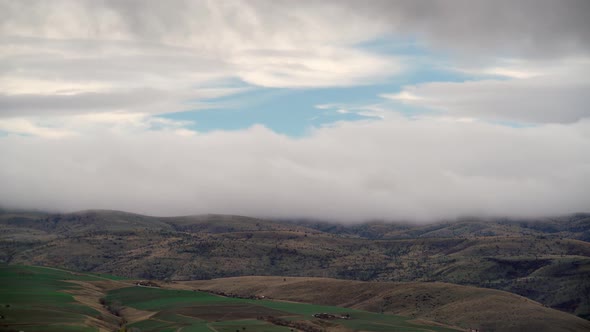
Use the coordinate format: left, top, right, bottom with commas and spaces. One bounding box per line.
0, 265, 105, 332
106, 285, 459, 332
0, 265, 460, 332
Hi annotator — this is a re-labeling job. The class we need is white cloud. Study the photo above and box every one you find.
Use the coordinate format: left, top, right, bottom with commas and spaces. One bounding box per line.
1, 1, 588, 119
384, 58, 590, 123
0, 0, 401, 119
0, 77, 111, 96
0, 116, 588, 221
0, 0, 589, 221
0, 118, 75, 138
0, 112, 192, 138
232, 47, 400, 88
0, 34, 243, 117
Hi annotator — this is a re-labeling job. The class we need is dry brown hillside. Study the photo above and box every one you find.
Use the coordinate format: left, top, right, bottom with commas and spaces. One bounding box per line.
176, 276, 590, 332
2, 210, 589, 318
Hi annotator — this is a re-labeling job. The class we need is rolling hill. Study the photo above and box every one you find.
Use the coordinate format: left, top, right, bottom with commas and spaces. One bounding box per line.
176, 276, 590, 332
0, 265, 464, 332
1, 209, 589, 321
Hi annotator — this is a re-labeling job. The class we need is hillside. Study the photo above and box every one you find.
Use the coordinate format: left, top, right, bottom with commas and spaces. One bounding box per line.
286, 214, 590, 241
0, 264, 125, 331
1, 210, 589, 320
0, 265, 462, 332
3, 265, 587, 332
177, 276, 590, 332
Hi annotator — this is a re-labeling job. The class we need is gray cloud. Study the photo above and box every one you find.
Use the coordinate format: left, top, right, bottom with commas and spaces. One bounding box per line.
84, 0, 590, 58
0, 89, 167, 115
0, 35, 236, 117
1, 0, 588, 119
0, 1, 400, 117
0, 117, 588, 221
349, 0, 590, 58
386, 75, 590, 124
0, 0, 589, 221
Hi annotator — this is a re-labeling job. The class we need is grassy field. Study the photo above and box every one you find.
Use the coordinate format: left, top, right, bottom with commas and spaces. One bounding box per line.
183, 276, 590, 332
106, 285, 460, 332
0, 265, 460, 332
2, 264, 589, 331
0, 265, 113, 332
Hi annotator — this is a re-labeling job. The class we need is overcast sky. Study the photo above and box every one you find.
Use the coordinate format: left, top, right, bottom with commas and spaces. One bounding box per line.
1, 0, 589, 221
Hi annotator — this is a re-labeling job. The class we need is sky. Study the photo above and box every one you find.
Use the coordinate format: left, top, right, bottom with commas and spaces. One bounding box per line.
0, 0, 589, 221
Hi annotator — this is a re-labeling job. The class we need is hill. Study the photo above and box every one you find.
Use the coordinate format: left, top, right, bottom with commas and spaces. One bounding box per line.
0, 264, 125, 331
1, 209, 589, 320
0, 265, 461, 332
177, 276, 590, 332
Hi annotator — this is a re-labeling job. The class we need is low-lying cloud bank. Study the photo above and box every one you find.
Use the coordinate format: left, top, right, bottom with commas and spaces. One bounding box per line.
1, 114, 588, 222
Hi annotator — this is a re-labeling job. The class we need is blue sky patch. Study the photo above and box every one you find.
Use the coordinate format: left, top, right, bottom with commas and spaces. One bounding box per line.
162, 39, 480, 136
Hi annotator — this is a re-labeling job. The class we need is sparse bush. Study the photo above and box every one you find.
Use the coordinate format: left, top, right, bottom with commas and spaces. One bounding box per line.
106, 300, 123, 317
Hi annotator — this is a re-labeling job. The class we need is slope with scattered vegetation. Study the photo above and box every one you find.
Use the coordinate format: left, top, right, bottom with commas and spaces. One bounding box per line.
0, 265, 462, 332
1, 210, 589, 319
177, 276, 590, 332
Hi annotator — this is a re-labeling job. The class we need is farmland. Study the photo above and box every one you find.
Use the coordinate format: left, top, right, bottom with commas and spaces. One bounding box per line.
0, 265, 121, 331
178, 276, 590, 332
1, 210, 590, 330
104, 283, 461, 332
2, 210, 589, 319
0, 265, 461, 332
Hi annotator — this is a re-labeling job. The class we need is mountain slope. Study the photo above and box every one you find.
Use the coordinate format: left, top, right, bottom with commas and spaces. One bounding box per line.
176, 276, 590, 332
1, 209, 589, 319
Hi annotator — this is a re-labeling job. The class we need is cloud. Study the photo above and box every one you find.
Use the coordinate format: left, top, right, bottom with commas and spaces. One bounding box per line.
0, 35, 243, 117
0, 115, 588, 221
0, 112, 192, 137
0, 0, 401, 119
384, 58, 590, 123
348, 0, 590, 58
232, 47, 399, 88
0, 1, 589, 221
1, 1, 588, 119
0, 118, 75, 138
